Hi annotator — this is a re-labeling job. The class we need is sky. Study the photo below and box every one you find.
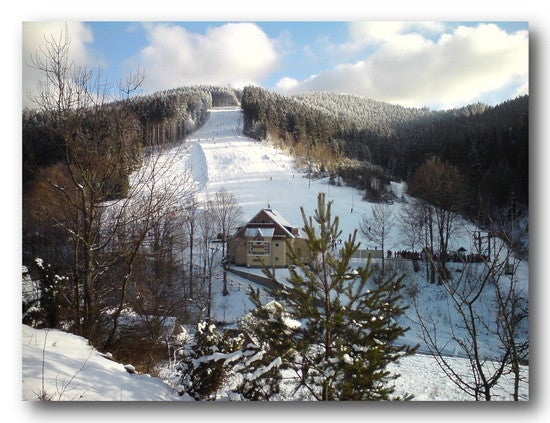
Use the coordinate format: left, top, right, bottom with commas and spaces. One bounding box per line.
22, 20, 528, 110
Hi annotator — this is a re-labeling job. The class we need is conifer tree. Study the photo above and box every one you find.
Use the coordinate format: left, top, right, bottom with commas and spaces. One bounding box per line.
237, 296, 297, 401
176, 321, 244, 400
236, 193, 416, 400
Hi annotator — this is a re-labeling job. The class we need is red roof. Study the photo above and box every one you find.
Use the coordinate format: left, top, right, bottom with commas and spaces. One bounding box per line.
233, 209, 304, 239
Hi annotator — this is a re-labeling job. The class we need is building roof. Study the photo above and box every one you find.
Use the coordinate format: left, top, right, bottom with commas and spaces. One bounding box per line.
263, 209, 294, 228
233, 208, 304, 239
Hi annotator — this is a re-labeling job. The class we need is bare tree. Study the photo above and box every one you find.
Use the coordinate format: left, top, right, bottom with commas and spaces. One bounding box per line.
359, 203, 394, 275
116, 209, 190, 374
412, 230, 528, 400
101, 161, 196, 351
24, 26, 197, 348
397, 200, 425, 273
210, 188, 243, 296
197, 200, 221, 319
26, 28, 141, 338
409, 198, 437, 283
490, 226, 529, 401
408, 156, 464, 282
182, 196, 199, 299
397, 201, 422, 253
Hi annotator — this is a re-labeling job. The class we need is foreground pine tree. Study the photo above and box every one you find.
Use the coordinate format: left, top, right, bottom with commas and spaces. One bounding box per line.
176, 322, 244, 400
237, 193, 416, 400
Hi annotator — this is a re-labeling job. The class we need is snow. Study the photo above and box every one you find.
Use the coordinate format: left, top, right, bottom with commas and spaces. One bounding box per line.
20, 321, 528, 403
20, 106, 531, 406
21, 324, 189, 401
389, 353, 528, 401
184, 108, 370, 236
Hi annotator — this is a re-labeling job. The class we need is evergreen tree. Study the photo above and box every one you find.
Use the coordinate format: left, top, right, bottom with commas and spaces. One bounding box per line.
176, 321, 244, 400
236, 193, 416, 400
237, 296, 297, 401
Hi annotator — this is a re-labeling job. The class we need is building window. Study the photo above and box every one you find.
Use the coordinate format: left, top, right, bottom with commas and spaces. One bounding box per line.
275, 257, 279, 261
247, 241, 270, 256
275, 243, 280, 247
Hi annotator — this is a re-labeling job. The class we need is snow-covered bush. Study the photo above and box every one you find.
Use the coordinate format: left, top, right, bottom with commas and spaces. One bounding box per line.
234, 298, 299, 401
175, 321, 244, 400
22, 258, 68, 329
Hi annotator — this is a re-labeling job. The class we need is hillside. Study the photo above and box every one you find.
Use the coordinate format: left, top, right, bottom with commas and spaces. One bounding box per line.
124, 107, 528, 399
241, 87, 529, 252
21, 324, 189, 401
292, 90, 433, 135
21, 323, 527, 401
21, 106, 529, 402
168, 106, 528, 343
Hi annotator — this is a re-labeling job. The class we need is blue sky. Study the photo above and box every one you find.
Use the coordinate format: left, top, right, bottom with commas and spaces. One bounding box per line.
22, 20, 528, 110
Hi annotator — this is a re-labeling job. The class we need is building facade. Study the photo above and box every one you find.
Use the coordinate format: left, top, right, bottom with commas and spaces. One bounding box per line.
227, 208, 309, 267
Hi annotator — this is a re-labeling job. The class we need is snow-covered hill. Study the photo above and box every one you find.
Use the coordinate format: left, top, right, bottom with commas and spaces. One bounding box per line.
155, 106, 499, 252
168, 106, 529, 395
184, 107, 403, 239
153, 107, 529, 326
21, 106, 529, 403
21, 324, 190, 401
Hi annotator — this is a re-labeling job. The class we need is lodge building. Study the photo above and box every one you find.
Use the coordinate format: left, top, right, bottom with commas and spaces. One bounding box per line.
227, 208, 309, 267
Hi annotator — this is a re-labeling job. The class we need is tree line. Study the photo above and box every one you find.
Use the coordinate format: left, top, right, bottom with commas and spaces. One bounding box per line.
23, 83, 240, 195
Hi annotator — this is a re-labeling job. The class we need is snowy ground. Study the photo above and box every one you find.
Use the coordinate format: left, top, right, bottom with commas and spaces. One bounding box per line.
20, 106, 530, 404
21, 323, 528, 402
181, 108, 481, 251
21, 324, 190, 401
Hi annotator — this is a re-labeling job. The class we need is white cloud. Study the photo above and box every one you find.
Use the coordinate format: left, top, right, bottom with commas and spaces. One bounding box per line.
344, 21, 446, 52
23, 21, 94, 67
22, 21, 95, 108
277, 23, 528, 109
276, 76, 299, 91
514, 81, 529, 98
137, 22, 279, 92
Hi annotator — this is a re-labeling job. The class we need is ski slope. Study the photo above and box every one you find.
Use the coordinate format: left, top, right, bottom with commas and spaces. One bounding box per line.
156, 106, 528, 304
163, 106, 529, 264
185, 107, 369, 239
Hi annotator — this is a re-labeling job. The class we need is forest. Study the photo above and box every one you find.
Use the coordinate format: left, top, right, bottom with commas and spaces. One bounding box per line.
240, 86, 528, 254
23, 84, 240, 196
